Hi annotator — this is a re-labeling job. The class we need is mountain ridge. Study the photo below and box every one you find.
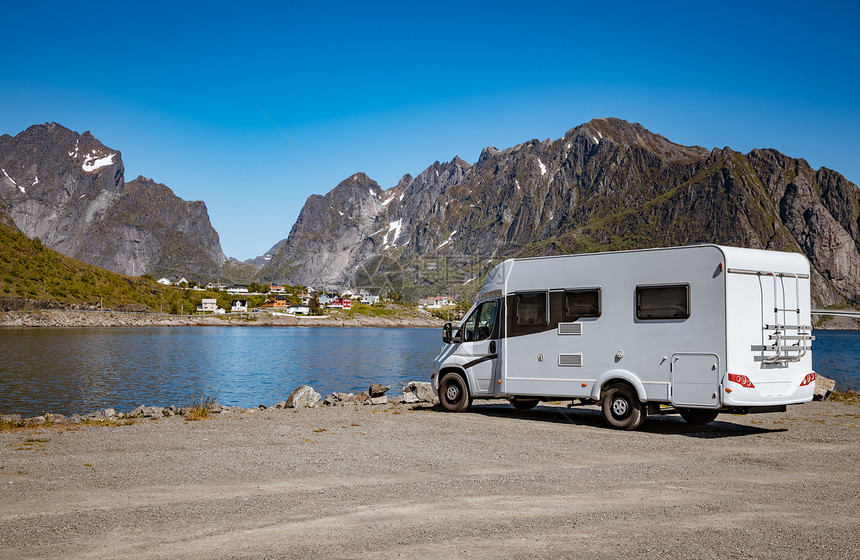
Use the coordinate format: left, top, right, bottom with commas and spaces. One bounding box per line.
0, 123, 226, 280
258, 118, 860, 307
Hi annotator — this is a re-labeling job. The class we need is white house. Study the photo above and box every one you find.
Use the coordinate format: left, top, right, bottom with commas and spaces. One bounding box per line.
285, 304, 311, 315
226, 285, 249, 294
231, 299, 248, 312
196, 298, 219, 313
419, 296, 455, 309
157, 277, 171, 286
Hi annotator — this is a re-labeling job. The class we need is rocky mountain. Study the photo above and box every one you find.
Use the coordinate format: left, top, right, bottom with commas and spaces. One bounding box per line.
244, 239, 287, 267
260, 118, 860, 307
0, 195, 16, 231
0, 123, 226, 279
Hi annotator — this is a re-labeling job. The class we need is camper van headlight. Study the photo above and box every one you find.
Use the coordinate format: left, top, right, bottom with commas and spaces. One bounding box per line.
727, 374, 755, 388
799, 372, 816, 387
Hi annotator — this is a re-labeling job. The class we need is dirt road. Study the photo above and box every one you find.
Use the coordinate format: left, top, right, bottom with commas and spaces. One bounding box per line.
2, 400, 858, 559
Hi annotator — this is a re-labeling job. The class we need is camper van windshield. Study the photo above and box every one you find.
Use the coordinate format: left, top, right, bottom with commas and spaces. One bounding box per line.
462, 300, 498, 341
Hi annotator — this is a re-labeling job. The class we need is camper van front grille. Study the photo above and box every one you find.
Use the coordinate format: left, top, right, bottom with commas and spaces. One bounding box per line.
558, 323, 583, 335
558, 354, 583, 367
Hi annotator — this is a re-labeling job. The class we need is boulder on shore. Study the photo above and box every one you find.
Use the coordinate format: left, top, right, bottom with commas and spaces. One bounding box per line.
369, 384, 390, 397
814, 374, 836, 401
286, 385, 322, 408
402, 381, 438, 405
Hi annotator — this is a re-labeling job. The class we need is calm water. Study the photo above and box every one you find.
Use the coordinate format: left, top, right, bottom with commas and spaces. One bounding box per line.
0, 327, 857, 417
0, 327, 443, 417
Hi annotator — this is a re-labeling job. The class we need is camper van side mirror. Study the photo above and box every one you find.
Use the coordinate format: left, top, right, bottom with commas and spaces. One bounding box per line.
442, 323, 463, 344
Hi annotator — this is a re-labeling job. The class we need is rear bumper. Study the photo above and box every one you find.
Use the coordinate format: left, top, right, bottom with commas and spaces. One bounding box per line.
721, 381, 815, 407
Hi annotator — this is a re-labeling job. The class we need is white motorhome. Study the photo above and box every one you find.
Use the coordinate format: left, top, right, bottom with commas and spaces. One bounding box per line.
433, 245, 816, 429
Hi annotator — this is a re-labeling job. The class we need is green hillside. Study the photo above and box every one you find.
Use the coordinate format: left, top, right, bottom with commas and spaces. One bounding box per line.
0, 223, 231, 313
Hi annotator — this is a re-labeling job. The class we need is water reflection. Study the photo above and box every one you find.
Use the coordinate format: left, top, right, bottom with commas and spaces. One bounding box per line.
0, 327, 442, 416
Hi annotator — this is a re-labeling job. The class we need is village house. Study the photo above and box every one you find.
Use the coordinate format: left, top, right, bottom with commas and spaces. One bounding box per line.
342, 288, 379, 305
285, 304, 310, 315
269, 284, 285, 293
325, 297, 352, 309
226, 285, 249, 295
231, 299, 248, 312
196, 299, 219, 313
418, 296, 455, 309
260, 295, 288, 310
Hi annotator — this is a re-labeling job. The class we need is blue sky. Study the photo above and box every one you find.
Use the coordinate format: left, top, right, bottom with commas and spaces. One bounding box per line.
2, 1, 858, 260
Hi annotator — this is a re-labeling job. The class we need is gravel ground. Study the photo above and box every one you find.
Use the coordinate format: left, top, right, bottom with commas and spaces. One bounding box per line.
1, 399, 858, 559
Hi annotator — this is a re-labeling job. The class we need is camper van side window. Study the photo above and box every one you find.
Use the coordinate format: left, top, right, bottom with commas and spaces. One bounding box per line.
636, 284, 689, 320
516, 292, 548, 326
564, 289, 601, 319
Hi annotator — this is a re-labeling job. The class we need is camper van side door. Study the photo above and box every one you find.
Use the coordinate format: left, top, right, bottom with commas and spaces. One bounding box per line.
459, 300, 500, 395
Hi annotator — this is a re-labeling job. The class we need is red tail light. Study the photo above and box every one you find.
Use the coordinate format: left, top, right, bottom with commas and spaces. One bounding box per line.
728, 373, 755, 388
800, 372, 816, 387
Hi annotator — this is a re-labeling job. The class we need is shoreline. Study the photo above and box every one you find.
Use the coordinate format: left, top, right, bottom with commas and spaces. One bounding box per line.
0, 309, 446, 329
2, 308, 857, 330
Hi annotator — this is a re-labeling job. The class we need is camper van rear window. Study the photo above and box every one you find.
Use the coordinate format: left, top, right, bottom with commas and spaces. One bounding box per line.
564, 289, 601, 318
516, 291, 548, 326
636, 284, 689, 320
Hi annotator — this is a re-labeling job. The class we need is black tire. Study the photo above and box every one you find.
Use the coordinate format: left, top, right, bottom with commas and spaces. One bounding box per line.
511, 398, 540, 410
678, 408, 719, 425
601, 383, 646, 430
438, 372, 471, 412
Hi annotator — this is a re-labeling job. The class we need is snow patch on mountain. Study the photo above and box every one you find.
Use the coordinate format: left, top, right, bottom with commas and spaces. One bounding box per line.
82, 152, 116, 173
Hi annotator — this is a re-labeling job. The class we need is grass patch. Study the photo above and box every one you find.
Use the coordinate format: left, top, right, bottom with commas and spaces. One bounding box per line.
184, 392, 219, 421
830, 389, 860, 405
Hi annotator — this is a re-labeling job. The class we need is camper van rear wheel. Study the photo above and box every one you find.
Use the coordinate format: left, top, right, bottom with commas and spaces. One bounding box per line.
511, 398, 540, 411
438, 372, 471, 412
678, 408, 719, 425
602, 383, 645, 430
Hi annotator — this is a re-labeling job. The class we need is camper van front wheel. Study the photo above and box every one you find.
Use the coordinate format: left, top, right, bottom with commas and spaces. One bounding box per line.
602, 384, 646, 430
438, 372, 472, 412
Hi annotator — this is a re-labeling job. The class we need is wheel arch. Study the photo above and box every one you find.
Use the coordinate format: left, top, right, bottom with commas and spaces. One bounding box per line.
437, 366, 471, 393
591, 370, 647, 402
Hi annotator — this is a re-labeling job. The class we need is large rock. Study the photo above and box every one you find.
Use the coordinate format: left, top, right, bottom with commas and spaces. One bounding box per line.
369, 383, 390, 397
403, 381, 437, 404
813, 374, 836, 401
286, 385, 321, 408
